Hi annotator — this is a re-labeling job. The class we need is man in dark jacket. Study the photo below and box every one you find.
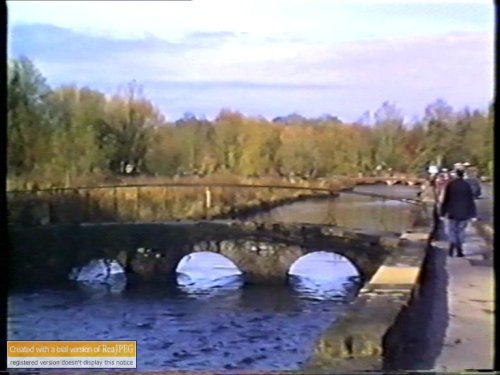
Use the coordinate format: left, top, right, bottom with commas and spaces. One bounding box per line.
440, 169, 477, 257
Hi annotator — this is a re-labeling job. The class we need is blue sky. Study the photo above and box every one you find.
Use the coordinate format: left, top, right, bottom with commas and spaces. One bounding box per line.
7, 0, 494, 122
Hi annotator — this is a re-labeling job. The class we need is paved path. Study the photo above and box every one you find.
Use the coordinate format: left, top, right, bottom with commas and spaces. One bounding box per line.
383, 183, 493, 371
476, 183, 493, 226
432, 224, 494, 371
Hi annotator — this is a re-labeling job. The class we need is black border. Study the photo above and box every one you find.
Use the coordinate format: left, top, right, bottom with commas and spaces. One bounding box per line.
2, 1, 498, 373
1, 0, 9, 372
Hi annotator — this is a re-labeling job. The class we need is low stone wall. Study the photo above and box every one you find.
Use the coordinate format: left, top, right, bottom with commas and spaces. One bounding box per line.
302, 221, 432, 371
473, 221, 493, 246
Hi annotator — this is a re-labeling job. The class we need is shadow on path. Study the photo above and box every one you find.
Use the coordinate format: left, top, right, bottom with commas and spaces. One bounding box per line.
383, 245, 449, 370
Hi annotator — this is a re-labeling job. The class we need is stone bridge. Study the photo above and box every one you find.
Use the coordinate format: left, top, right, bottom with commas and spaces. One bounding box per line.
9, 213, 433, 371
9, 221, 404, 286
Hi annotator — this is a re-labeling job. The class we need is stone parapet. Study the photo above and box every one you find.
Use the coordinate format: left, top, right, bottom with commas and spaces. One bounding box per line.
303, 224, 431, 372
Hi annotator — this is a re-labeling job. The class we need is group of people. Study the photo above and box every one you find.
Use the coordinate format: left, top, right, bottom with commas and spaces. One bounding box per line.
422, 162, 481, 257
429, 162, 482, 200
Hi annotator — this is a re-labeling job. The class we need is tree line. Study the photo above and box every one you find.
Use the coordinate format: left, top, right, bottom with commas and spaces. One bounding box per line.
7, 56, 493, 187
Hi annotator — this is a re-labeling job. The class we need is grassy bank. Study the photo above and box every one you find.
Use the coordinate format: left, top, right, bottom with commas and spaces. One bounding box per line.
7, 175, 355, 226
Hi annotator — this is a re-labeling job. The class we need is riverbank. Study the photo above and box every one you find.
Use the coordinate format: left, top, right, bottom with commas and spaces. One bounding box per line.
7, 176, 354, 226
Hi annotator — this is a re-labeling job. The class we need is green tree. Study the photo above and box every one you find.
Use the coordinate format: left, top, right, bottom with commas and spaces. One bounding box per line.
213, 110, 245, 173
401, 123, 427, 173
422, 99, 456, 167
174, 114, 215, 175
145, 126, 183, 176
459, 108, 493, 176
103, 82, 164, 173
7, 56, 53, 176
237, 119, 281, 177
371, 102, 406, 171
46, 86, 108, 183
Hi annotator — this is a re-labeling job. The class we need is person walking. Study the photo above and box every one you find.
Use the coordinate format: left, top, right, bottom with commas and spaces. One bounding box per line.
465, 166, 482, 199
440, 168, 477, 257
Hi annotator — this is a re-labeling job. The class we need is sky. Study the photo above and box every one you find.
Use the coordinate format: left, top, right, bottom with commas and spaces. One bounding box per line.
7, 0, 495, 123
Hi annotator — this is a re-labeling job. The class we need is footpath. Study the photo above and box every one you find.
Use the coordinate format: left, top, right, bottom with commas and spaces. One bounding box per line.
432, 222, 494, 371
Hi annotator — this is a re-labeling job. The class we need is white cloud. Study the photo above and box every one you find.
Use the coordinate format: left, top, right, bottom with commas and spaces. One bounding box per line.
7, 1, 493, 121
7, 1, 316, 39
7, 0, 493, 43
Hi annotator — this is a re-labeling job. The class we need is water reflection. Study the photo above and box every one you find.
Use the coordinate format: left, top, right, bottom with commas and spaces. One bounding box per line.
248, 185, 419, 233
289, 251, 361, 301
177, 274, 244, 298
75, 273, 128, 295
290, 275, 361, 301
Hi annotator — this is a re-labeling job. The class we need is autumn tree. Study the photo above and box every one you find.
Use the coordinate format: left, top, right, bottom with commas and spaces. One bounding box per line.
145, 125, 183, 176
173, 114, 215, 176
212, 110, 246, 173
103, 82, 164, 174
422, 99, 456, 167
7, 57, 493, 184
7, 56, 53, 176
350, 123, 375, 174
401, 123, 427, 173
454, 107, 493, 176
237, 118, 281, 177
371, 101, 407, 171
47, 86, 110, 184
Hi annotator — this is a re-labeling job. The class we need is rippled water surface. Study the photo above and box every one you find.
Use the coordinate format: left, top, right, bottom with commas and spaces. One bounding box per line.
248, 184, 420, 232
8, 185, 418, 371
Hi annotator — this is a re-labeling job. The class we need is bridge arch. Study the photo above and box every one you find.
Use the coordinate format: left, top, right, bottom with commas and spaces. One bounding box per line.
288, 251, 360, 280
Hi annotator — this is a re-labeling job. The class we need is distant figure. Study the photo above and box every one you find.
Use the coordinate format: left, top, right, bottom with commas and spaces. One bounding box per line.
418, 170, 438, 203
465, 166, 482, 199
435, 171, 449, 204
440, 169, 477, 257
427, 165, 439, 175
420, 166, 442, 239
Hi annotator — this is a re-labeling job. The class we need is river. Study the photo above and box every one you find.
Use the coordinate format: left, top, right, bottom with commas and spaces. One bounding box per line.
7, 185, 419, 371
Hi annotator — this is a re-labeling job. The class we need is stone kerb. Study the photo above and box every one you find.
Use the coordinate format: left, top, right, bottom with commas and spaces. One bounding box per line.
473, 221, 493, 246
303, 225, 430, 372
